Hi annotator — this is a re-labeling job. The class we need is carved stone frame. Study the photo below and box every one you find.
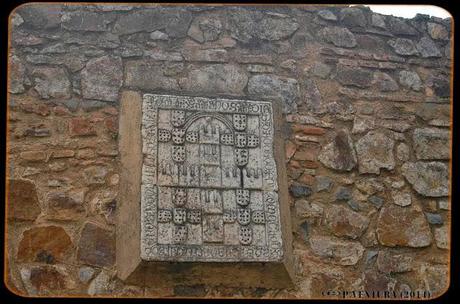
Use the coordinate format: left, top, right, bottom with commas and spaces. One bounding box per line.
117, 91, 294, 288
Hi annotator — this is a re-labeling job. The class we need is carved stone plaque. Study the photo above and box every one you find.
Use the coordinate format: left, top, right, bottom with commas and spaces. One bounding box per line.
141, 94, 284, 262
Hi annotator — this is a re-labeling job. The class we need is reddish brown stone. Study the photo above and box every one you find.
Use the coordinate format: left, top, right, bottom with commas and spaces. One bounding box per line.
376, 204, 432, 247
285, 140, 296, 160
376, 251, 413, 274
20, 151, 47, 162
363, 270, 396, 292
51, 149, 75, 159
288, 159, 302, 169
298, 173, 315, 186
105, 117, 118, 133
29, 266, 67, 292
20, 265, 74, 295
77, 148, 96, 159
102, 107, 118, 116
325, 205, 370, 239
7, 179, 41, 221
293, 145, 320, 161
89, 112, 106, 123
301, 160, 319, 169
96, 148, 118, 157
17, 226, 72, 263
292, 125, 326, 135
19, 102, 50, 116
310, 272, 345, 298
69, 118, 96, 137
77, 222, 115, 267
47, 190, 85, 220
53, 106, 71, 116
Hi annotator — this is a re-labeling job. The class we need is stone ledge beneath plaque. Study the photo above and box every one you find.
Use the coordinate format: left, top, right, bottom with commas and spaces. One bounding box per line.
117, 91, 293, 288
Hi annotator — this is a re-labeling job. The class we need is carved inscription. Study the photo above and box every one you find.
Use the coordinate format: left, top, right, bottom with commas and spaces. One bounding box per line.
141, 94, 283, 262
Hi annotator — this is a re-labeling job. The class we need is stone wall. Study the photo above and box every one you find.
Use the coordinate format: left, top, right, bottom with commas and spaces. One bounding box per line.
6, 3, 451, 299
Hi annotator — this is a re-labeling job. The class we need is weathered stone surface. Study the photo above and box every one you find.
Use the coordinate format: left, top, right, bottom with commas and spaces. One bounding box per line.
325, 206, 370, 239
188, 16, 222, 42
318, 130, 357, 171
8, 55, 26, 94
399, 70, 422, 91
180, 64, 248, 96
427, 22, 449, 40
17, 226, 72, 263
311, 62, 331, 79
418, 264, 449, 296
356, 178, 385, 195
445, 40, 452, 59
401, 161, 449, 197
355, 131, 395, 174
352, 115, 375, 134
69, 118, 96, 137
11, 12, 24, 27
248, 74, 299, 113
316, 176, 333, 192
87, 270, 115, 295
317, 10, 337, 21
368, 195, 384, 209
7, 179, 41, 221
376, 251, 413, 273
371, 14, 386, 29
426, 74, 450, 98
16, 4, 62, 29
20, 151, 47, 162
388, 38, 418, 56
304, 79, 325, 114
81, 56, 123, 102
20, 265, 74, 295
376, 204, 432, 247
434, 226, 449, 249
290, 183, 313, 198
77, 222, 115, 267
78, 266, 95, 283
32, 67, 71, 99
416, 37, 442, 58
113, 8, 192, 37
228, 9, 299, 42
372, 72, 398, 92
295, 200, 324, 219
319, 26, 356, 48
125, 60, 179, 91
309, 235, 364, 266
413, 128, 450, 160
391, 189, 411, 207
61, 12, 113, 31
164, 10, 193, 38
362, 270, 396, 292
425, 212, 443, 225
182, 48, 228, 62
438, 199, 449, 210
335, 186, 352, 201
387, 16, 418, 36
150, 30, 168, 40
335, 64, 372, 88
47, 189, 86, 220
83, 166, 108, 185
339, 7, 367, 28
